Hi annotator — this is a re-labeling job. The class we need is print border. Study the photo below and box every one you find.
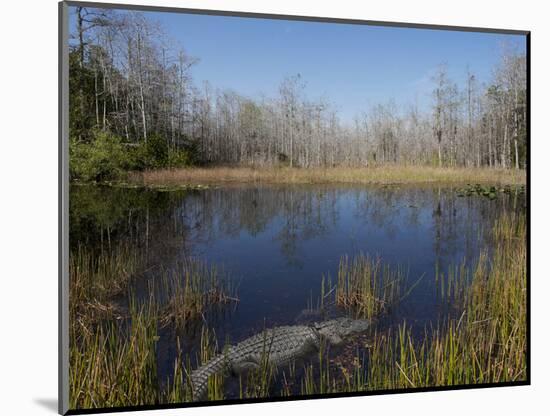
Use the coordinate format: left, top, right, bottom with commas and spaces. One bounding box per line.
58, 1, 531, 414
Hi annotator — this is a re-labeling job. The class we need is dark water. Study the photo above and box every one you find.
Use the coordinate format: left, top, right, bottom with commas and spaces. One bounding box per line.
70, 183, 525, 394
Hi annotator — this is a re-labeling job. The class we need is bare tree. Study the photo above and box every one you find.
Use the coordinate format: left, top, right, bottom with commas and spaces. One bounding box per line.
69, 9, 527, 171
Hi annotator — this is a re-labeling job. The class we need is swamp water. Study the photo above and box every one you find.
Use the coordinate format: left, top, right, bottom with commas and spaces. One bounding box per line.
70, 183, 525, 399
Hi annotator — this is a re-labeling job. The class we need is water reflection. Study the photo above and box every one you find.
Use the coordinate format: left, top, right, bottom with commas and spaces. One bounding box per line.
70, 184, 525, 386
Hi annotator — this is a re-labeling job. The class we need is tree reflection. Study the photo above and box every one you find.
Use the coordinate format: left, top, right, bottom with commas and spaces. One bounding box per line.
71, 184, 525, 274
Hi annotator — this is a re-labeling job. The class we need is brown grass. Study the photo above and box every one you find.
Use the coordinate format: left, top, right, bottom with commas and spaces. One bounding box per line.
130, 166, 525, 187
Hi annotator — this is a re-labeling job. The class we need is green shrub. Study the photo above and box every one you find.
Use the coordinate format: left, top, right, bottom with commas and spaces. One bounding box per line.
167, 148, 193, 168
69, 131, 196, 182
143, 134, 169, 168
125, 138, 194, 170
123, 143, 148, 172
70, 131, 129, 182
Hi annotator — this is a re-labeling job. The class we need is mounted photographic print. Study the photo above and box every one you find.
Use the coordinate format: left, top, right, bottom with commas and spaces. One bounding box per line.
58, 1, 530, 414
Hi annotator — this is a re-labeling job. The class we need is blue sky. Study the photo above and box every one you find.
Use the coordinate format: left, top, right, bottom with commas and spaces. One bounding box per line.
72, 8, 526, 122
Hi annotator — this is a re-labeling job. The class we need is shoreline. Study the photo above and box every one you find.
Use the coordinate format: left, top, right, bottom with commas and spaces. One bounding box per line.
124, 166, 526, 187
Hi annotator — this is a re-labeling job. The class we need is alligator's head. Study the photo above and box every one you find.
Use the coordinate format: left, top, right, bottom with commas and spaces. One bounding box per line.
314, 317, 370, 345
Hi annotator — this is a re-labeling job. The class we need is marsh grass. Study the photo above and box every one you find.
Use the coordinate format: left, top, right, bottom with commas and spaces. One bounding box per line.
69, 243, 141, 334
163, 338, 193, 404
300, 212, 525, 393
279, 361, 297, 397
70, 243, 139, 304
69, 241, 236, 407
159, 259, 239, 329
162, 327, 226, 403
333, 254, 405, 319
200, 326, 227, 401
366, 212, 527, 389
297, 340, 368, 396
69, 294, 160, 409
69, 242, 158, 409
234, 335, 369, 398
69, 211, 526, 407
300, 339, 334, 395
167, 323, 278, 402
239, 338, 277, 399
70, 301, 228, 409
435, 257, 472, 306
132, 166, 525, 187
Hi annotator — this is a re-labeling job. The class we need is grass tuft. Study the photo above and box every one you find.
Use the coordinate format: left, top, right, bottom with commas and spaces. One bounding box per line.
160, 259, 239, 329
69, 294, 159, 409
335, 254, 404, 319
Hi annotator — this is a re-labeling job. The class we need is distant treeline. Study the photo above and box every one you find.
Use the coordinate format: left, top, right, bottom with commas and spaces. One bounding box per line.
69, 7, 527, 180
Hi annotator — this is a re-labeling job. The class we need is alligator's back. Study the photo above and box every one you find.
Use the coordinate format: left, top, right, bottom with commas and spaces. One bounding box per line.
189, 318, 371, 401
231, 325, 319, 367
190, 325, 319, 400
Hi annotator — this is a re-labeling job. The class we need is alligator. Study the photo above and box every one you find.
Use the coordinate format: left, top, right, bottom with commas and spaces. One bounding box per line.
190, 317, 370, 401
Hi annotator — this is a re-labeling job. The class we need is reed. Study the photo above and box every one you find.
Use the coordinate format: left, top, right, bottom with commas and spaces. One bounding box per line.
200, 326, 227, 401
69, 242, 140, 333
299, 340, 368, 395
435, 257, 471, 306
69, 244, 236, 406
334, 254, 404, 319
279, 361, 297, 397
367, 212, 527, 389
162, 326, 226, 403
70, 296, 228, 408
300, 339, 333, 395
162, 337, 193, 404
69, 294, 160, 409
160, 259, 239, 329
70, 243, 139, 303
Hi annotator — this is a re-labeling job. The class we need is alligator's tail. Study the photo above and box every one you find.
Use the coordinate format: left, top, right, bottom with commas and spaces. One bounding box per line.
190, 352, 231, 401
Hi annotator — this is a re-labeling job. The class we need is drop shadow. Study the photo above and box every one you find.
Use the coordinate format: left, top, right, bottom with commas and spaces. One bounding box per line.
34, 398, 58, 413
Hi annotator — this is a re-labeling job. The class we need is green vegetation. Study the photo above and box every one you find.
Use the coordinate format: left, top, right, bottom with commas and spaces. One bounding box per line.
70, 298, 231, 408
318, 212, 526, 391
231, 337, 369, 398
69, 242, 140, 329
69, 208, 526, 408
456, 183, 526, 199
69, 295, 159, 409
70, 130, 195, 182
69, 242, 237, 409
155, 327, 226, 404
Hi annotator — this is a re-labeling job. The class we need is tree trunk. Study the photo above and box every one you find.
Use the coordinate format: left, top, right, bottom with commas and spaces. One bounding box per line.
514, 138, 519, 169
94, 67, 100, 127
136, 32, 147, 142
502, 122, 508, 168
